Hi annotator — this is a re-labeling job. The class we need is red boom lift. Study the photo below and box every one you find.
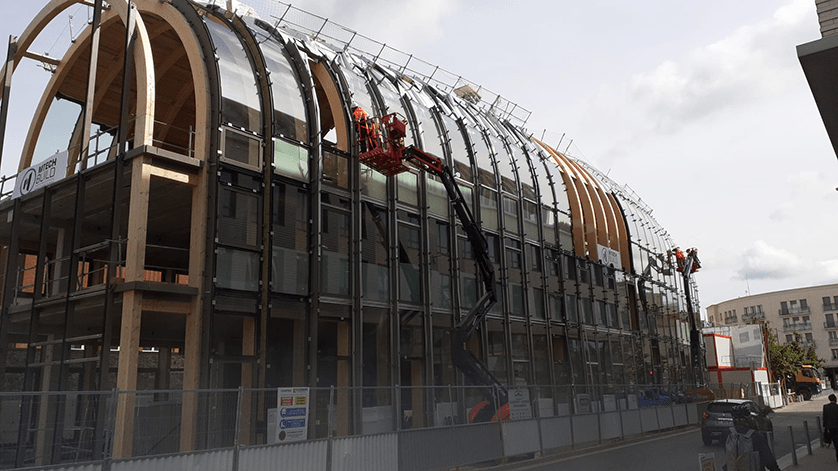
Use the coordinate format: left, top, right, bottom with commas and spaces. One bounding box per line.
356, 112, 509, 422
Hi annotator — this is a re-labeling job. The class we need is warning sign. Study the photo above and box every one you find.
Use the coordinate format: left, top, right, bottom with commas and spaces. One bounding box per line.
276, 388, 309, 442
508, 388, 532, 420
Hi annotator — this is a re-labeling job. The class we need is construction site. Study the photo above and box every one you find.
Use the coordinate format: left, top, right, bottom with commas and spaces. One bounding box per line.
0, 1, 705, 469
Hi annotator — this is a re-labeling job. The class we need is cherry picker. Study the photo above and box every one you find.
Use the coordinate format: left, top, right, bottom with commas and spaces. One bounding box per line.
355, 110, 508, 422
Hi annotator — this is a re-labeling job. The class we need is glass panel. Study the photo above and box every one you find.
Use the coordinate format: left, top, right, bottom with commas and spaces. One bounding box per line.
223, 128, 261, 169
544, 160, 571, 214
542, 206, 557, 246
205, 19, 261, 132
467, 127, 495, 187
502, 196, 519, 234
363, 307, 391, 410
398, 211, 422, 304
272, 183, 308, 295
459, 235, 477, 310
534, 158, 555, 208
412, 102, 445, 160
514, 146, 537, 201
522, 200, 539, 240
274, 138, 309, 182
217, 247, 259, 291
397, 172, 418, 206
321, 196, 351, 296
360, 165, 387, 200
487, 319, 507, 383
250, 23, 308, 142
323, 150, 349, 189
218, 188, 259, 247
431, 220, 452, 309
369, 73, 414, 147
557, 211, 573, 251
441, 115, 472, 182
490, 135, 517, 194
32, 98, 80, 166
427, 175, 449, 217
362, 203, 389, 302
480, 187, 499, 230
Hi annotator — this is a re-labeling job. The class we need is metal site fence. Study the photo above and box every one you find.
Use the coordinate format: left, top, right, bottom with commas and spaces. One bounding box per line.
0, 383, 779, 470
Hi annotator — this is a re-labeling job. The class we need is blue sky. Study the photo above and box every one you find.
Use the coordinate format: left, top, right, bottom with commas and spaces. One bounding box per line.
2, 0, 837, 313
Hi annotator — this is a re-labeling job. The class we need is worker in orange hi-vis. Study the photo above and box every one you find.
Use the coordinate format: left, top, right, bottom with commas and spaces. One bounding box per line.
352, 103, 376, 154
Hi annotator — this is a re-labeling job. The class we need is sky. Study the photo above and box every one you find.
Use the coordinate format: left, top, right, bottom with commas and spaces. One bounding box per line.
1, 0, 837, 315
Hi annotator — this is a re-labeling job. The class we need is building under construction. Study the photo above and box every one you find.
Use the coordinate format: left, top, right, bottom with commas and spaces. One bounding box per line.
0, 0, 702, 464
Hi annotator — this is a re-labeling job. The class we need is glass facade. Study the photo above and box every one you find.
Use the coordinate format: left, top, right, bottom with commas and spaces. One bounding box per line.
0, 2, 702, 447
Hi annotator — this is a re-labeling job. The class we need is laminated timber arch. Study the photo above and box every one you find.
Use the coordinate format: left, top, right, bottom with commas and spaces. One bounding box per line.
2, 0, 214, 459
533, 137, 630, 271
11, 0, 156, 171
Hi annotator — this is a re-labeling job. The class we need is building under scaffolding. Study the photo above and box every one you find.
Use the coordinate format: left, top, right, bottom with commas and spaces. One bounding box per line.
0, 0, 702, 464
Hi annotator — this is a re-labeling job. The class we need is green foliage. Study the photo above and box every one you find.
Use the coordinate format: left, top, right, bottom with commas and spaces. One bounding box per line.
763, 324, 823, 381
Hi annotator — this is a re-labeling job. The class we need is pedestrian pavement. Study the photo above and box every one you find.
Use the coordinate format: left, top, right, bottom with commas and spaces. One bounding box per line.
772, 391, 835, 469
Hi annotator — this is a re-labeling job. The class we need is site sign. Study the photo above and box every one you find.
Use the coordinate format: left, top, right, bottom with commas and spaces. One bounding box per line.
276, 387, 310, 442
508, 388, 532, 420
13, 151, 69, 199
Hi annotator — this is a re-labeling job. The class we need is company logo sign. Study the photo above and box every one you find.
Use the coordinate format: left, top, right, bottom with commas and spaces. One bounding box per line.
13, 151, 68, 199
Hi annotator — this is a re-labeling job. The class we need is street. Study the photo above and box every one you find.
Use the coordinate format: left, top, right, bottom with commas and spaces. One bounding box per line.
486, 393, 831, 471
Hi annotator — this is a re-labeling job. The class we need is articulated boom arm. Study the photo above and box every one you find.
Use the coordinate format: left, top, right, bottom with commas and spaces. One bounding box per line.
357, 112, 508, 417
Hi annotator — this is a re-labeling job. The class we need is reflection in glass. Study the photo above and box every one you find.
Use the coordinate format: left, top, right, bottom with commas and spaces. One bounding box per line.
430, 220, 452, 309
490, 135, 517, 194
252, 24, 308, 142
223, 129, 261, 169
480, 187, 499, 230
217, 247, 259, 291
219, 188, 259, 247
321, 198, 351, 296
397, 172, 419, 206
502, 196, 519, 234
204, 19, 261, 132
442, 115, 472, 182
362, 204, 389, 302
272, 183, 308, 295
398, 212, 422, 304
360, 165, 387, 200
323, 151, 349, 188
274, 138, 309, 182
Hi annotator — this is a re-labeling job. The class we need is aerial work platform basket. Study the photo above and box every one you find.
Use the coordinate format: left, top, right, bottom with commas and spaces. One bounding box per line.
357, 113, 411, 176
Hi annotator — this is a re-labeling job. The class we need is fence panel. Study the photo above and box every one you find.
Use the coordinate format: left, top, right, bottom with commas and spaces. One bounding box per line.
539, 416, 572, 450
673, 405, 688, 426
331, 433, 398, 471
570, 414, 598, 446
110, 449, 233, 471
658, 407, 675, 429
238, 440, 328, 470
639, 407, 658, 432
501, 419, 540, 456
599, 411, 622, 440
398, 423, 502, 471
620, 409, 643, 437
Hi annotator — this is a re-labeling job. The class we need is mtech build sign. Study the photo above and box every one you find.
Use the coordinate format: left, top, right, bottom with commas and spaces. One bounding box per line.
13, 151, 68, 199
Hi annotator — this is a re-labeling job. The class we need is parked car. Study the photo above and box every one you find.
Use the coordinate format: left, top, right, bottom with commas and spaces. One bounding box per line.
700, 399, 773, 445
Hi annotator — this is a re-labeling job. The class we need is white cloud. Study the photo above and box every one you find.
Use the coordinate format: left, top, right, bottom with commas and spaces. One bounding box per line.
625, 0, 813, 135
736, 240, 806, 280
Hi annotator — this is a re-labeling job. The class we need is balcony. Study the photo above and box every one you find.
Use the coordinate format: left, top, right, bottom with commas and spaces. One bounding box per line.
800, 339, 817, 349
742, 312, 765, 321
826, 322, 838, 329
724, 316, 739, 325
779, 307, 811, 315
824, 303, 838, 312
783, 321, 813, 332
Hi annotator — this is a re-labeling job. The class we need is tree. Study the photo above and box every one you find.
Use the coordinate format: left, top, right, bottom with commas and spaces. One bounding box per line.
764, 324, 822, 382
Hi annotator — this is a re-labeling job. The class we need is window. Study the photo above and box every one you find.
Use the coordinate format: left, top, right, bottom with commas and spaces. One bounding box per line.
833, 349, 838, 360
805, 333, 813, 343
800, 299, 809, 310
827, 314, 836, 328
785, 334, 793, 343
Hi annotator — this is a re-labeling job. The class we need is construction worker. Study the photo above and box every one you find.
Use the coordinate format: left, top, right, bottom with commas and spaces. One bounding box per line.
352, 103, 377, 154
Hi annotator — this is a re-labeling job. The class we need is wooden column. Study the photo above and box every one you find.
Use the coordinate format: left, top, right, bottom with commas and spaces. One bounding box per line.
112, 156, 151, 459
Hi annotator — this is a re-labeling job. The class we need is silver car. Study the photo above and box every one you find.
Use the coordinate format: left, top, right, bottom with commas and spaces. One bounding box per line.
700, 399, 773, 445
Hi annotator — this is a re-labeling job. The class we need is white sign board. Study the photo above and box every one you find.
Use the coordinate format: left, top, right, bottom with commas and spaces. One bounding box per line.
276, 387, 310, 442
508, 388, 532, 420
13, 151, 68, 199
597, 244, 620, 268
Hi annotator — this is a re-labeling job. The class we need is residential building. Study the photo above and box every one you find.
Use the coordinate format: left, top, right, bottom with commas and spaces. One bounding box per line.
705, 283, 838, 383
